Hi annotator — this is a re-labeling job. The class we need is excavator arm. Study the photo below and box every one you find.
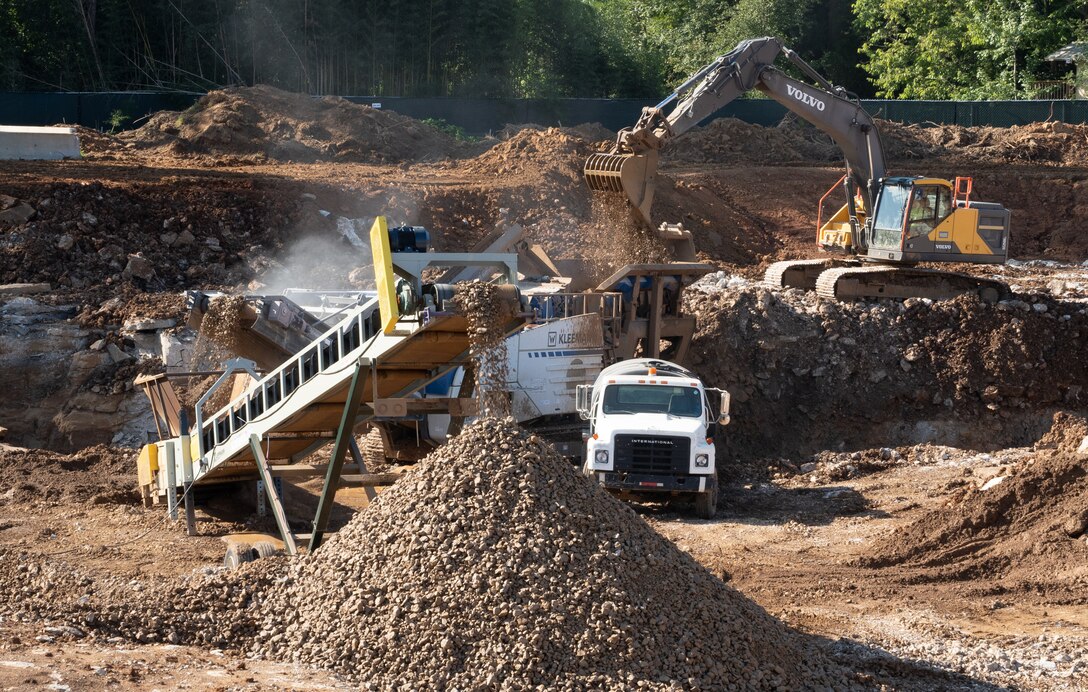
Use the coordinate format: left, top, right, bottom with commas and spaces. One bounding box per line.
586, 36, 886, 248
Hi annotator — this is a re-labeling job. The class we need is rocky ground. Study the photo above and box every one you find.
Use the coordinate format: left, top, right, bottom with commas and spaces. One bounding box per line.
2, 86, 1088, 688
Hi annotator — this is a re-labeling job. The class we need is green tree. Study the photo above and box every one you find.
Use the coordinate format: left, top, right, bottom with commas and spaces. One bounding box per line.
855, 0, 1087, 98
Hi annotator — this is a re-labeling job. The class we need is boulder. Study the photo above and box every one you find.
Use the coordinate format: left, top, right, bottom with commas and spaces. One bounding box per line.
0, 203, 36, 225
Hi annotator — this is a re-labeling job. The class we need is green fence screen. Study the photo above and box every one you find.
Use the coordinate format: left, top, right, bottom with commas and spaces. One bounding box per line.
1, 92, 1086, 135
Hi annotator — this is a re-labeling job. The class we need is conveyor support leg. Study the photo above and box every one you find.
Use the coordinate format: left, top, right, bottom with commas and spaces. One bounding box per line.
250, 433, 298, 556
309, 357, 371, 552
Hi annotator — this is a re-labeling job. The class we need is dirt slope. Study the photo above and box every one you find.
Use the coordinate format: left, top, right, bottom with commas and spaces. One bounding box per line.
866, 413, 1088, 589
686, 275, 1088, 458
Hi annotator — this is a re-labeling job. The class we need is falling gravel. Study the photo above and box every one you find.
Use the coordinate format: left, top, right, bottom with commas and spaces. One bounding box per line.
453, 281, 513, 418
250, 417, 855, 689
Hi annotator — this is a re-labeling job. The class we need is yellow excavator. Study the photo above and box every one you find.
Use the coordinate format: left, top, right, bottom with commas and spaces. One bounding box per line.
585, 37, 1011, 301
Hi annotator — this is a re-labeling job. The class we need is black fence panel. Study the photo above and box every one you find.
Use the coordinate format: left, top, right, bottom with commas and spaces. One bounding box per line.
0, 92, 198, 130
1, 92, 1087, 134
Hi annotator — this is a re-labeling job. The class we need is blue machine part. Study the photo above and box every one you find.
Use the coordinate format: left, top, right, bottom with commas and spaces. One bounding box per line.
613, 275, 680, 298
425, 369, 458, 396
388, 226, 430, 253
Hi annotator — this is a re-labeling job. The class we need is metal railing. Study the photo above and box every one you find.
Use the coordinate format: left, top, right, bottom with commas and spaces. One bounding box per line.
196, 298, 381, 459
527, 292, 621, 324
1027, 80, 1075, 100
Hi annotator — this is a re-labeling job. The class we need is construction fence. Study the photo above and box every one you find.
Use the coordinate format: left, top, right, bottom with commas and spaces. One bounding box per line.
2, 91, 1087, 135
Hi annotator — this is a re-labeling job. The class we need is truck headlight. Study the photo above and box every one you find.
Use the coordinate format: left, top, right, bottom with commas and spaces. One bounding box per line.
695, 453, 709, 467
595, 449, 609, 464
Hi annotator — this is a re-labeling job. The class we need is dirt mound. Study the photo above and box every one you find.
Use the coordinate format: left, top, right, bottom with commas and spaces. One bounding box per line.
657, 116, 1088, 169
250, 417, 852, 688
119, 85, 467, 163
880, 120, 1088, 166
664, 117, 838, 165
686, 274, 1088, 459
459, 127, 670, 283
0, 444, 137, 505
77, 290, 187, 329
496, 121, 615, 145
69, 125, 126, 158
865, 413, 1088, 586
464, 126, 598, 180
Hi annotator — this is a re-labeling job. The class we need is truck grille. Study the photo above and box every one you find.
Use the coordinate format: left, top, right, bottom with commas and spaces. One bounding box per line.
614, 435, 690, 474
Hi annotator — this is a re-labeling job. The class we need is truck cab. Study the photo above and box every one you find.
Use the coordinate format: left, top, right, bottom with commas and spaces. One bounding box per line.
576, 358, 730, 518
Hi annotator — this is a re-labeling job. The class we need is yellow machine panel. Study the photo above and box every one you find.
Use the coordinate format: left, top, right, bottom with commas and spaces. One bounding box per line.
137, 443, 159, 487
944, 207, 994, 255
818, 201, 864, 252
369, 216, 399, 334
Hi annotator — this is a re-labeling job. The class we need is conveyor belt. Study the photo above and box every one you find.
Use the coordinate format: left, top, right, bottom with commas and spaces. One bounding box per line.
142, 292, 518, 496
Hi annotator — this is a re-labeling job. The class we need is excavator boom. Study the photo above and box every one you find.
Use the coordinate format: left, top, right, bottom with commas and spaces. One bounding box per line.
585, 37, 885, 245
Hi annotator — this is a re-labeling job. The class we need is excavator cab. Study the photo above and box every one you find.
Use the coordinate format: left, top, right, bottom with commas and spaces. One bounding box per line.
863, 177, 1008, 265
868, 180, 953, 250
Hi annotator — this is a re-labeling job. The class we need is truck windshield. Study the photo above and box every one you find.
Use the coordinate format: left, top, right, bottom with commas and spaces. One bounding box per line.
602, 384, 702, 418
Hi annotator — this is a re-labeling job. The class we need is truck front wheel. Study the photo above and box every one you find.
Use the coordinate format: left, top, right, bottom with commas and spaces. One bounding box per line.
694, 484, 718, 520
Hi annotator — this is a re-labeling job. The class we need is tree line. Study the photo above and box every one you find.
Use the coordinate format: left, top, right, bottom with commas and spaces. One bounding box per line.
0, 0, 1084, 99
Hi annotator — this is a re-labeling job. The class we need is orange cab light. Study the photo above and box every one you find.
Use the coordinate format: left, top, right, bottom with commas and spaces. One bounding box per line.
706, 437, 713, 444
608, 379, 616, 383
638, 379, 645, 383
592, 433, 599, 440
648, 367, 657, 375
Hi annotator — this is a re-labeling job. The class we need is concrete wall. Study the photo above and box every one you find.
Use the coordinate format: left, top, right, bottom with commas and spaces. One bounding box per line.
0, 125, 80, 160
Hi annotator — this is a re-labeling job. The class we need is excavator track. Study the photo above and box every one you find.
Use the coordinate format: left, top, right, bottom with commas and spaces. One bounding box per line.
763, 258, 856, 290
814, 265, 1011, 302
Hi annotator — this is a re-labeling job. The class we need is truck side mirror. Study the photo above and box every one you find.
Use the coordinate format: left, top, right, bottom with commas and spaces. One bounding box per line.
575, 385, 591, 420
718, 390, 731, 425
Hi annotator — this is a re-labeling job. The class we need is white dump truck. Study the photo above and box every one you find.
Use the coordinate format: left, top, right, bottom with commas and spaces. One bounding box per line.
577, 358, 730, 518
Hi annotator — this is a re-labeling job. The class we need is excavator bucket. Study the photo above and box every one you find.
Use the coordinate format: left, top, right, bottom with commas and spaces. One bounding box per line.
584, 151, 659, 229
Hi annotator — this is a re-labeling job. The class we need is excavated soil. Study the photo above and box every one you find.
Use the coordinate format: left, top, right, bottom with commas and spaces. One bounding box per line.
0, 444, 137, 505
664, 118, 1088, 169
686, 273, 1088, 459
0, 177, 309, 304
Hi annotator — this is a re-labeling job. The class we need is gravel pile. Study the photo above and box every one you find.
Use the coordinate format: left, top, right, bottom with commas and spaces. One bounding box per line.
250, 417, 854, 689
